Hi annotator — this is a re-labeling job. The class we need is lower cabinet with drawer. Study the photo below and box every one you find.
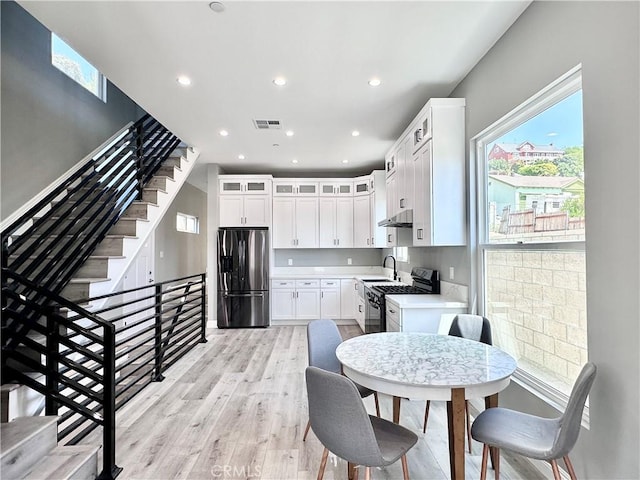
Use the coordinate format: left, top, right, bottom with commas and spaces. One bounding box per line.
272, 279, 321, 321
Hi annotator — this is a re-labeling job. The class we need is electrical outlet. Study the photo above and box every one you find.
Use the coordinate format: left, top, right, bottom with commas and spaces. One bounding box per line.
449, 266, 455, 280
288, 258, 293, 266
347, 258, 352, 265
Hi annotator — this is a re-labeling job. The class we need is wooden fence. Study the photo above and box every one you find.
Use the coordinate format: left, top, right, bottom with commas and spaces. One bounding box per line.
499, 207, 585, 235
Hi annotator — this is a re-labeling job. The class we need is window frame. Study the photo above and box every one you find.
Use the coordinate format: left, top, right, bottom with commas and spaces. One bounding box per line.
472, 65, 589, 424
51, 33, 107, 102
176, 212, 200, 234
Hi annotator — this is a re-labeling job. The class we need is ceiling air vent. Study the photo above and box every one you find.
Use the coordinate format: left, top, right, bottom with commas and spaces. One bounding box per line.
253, 119, 282, 130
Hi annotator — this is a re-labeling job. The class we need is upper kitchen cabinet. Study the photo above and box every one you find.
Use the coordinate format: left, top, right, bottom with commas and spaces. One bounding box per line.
272, 197, 319, 248
219, 176, 271, 194
219, 175, 272, 227
319, 197, 354, 248
353, 171, 386, 248
319, 180, 353, 196
353, 176, 372, 196
273, 179, 319, 196
412, 98, 466, 246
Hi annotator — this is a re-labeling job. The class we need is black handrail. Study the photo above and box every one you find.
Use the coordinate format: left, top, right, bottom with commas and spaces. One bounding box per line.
0, 113, 191, 480
1, 270, 207, 479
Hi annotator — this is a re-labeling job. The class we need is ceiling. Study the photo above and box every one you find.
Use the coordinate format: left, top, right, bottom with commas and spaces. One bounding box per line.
19, 1, 530, 189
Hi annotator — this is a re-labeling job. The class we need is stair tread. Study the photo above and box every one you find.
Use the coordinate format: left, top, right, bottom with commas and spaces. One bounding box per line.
20, 444, 99, 480
0, 416, 58, 458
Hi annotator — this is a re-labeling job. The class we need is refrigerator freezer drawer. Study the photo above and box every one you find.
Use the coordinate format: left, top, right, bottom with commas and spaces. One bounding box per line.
217, 291, 270, 328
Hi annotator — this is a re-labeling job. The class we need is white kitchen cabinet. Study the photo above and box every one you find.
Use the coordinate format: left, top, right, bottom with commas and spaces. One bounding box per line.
272, 197, 319, 248
353, 176, 371, 196
273, 180, 319, 196
355, 297, 366, 332
219, 176, 271, 194
271, 279, 320, 321
219, 195, 270, 227
319, 180, 353, 196
412, 99, 466, 246
319, 197, 354, 248
320, 279, 340, 319
385, 172, 397, 220
385, 296, 466, 333
353, 195, 371, 248
369, 171, 386, 247
340, 279, 356, 319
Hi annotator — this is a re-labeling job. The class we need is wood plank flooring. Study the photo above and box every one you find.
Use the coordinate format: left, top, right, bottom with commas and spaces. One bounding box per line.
84, 326, 545, 479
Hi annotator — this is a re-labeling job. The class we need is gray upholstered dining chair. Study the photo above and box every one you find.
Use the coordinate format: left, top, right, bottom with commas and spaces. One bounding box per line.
471, 362, 597, 480
303, 319, 380, 441
306, 366, 419, 480
422, 314, 492, 452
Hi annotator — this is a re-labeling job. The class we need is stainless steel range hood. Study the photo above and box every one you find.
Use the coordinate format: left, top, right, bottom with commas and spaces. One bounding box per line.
377, 209, 413, 228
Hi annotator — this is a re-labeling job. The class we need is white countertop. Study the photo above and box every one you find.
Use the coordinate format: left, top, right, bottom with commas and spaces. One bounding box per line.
385, 294, 467, 309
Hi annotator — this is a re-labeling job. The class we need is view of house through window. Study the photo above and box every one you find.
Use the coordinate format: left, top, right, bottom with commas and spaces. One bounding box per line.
51, 33, 106, 101
477, 69, 586, 399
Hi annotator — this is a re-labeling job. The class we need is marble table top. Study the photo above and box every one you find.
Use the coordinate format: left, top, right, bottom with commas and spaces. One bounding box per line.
336, 333, 517, 399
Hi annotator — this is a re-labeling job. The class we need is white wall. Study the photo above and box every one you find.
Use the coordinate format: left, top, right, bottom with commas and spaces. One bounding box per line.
450, 2, 639, 478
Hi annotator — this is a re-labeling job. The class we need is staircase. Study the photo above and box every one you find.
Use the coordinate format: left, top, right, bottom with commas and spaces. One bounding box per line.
1, 113, 201, 479
1, 417, 99, 480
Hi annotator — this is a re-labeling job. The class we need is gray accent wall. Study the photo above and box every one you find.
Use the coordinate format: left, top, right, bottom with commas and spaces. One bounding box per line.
0, 1, 140, 220
154, 182, 207, 282
448, 2, 639, 478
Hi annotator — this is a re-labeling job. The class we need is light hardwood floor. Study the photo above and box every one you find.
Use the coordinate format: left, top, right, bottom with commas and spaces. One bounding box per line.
86, 326, 545, 480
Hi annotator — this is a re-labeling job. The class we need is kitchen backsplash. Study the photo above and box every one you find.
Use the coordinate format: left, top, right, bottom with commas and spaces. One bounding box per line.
274, 248, 382, 267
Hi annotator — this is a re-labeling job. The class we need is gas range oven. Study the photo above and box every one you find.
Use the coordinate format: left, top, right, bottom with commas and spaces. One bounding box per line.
364, 268, 440, 333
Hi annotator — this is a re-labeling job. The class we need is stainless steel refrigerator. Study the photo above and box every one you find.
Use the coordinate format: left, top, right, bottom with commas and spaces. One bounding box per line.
217, 227, 270, 328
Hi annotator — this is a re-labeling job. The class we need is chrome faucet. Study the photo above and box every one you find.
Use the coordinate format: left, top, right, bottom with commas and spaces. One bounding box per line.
383, 254, 397, 281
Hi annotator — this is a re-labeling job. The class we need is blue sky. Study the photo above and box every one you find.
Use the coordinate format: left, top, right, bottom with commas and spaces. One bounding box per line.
493, 90, 584, 149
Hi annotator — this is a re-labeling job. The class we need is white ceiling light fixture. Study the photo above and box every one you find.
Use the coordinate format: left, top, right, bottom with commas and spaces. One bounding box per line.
219, 129, 229, 137
208, 2, 226, 13
342, 159, 349, 164
177, 75, 191, 86
286, 130, 294, 137
292, 159, 299, 164
238, 154, 245, 160
273, 76, 287, 86
351, 130, 360, 137
368, 77, 381, 87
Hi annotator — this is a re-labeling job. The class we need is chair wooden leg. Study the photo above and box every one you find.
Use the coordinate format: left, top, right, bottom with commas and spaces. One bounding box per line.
550, 459, 562, 480
465, 400, 472, 454
364, 466, 371, 480
423, 400, 431, 433
374, 391, 381, 417
401, 454, 410, 480
317, 447, 329, 480
564, 455, 578, 480
480, 444, 489, 480
303, 419, 311, 441
491, 447, 500, 480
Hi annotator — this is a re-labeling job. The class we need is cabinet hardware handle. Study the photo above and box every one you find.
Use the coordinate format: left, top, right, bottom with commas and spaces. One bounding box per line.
297, 292, 299, 298
337, 239, 339, 245
321, 292, 323, 298
366, 238, 370, 245
389, 309, 396, 314
417, 229, 423, 240
400, 198, 405, 209
388, 234, 392, 242
358, 305, 363, 312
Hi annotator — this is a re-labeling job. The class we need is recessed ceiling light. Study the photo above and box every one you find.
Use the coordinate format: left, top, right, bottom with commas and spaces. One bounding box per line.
209, 1, 226, 13
273, 77, 287, 86
238, 154, 245, 160
219, 130, 229, 137
351, 130, 360, 137
177, 75, 191, 86
292, 159, 299, 164
368, 77, 381, 87
286, 130, 294, 137
342, 159, 349, 164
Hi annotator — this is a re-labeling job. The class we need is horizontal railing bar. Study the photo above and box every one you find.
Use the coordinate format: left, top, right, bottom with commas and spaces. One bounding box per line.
161, 331, 202, 373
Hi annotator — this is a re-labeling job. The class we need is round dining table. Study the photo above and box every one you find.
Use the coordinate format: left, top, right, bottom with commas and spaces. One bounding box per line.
335, 332, 517, 480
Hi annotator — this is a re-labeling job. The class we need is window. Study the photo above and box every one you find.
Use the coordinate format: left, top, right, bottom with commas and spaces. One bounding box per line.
176, 213, 199, 234
51, 33, 106, 101
474, 67, 586, 407
393, 246, 409, 263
